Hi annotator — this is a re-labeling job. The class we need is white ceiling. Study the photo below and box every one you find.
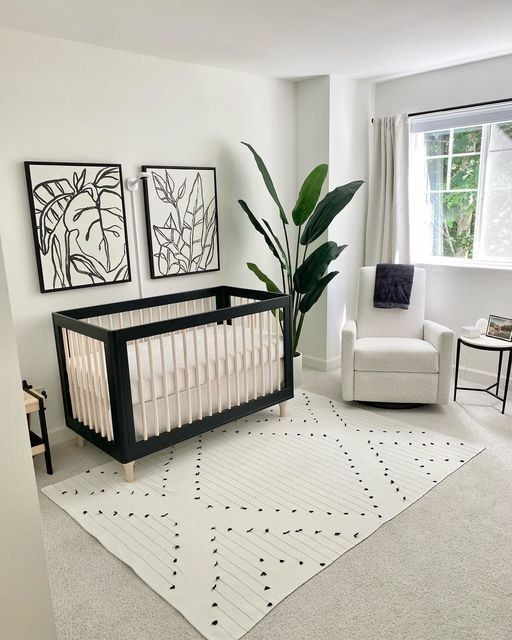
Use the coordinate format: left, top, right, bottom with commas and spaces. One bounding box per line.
1, 0, 511, 80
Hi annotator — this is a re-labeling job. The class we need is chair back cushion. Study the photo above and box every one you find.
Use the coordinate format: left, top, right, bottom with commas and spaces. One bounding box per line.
356, 266, 426, 338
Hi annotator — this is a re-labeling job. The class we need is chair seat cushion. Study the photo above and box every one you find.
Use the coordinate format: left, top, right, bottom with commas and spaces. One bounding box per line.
354, 337, 439, 373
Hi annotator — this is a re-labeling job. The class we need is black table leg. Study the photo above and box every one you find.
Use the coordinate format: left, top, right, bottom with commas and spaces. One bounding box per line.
502, 350, 512, 415
454, 339, 461, 401
38, 399, 53, 475
496, 350, 503, 396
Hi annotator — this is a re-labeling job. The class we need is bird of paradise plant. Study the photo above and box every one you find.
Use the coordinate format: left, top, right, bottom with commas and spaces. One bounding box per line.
239, 142, 363, 354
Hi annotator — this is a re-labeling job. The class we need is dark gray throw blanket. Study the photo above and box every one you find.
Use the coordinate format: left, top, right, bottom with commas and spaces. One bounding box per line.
373, 263, 415, 309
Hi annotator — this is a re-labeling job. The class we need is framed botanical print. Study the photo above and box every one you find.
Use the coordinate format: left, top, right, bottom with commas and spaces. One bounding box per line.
25, 161, 131, 293
142, 165, 220, 279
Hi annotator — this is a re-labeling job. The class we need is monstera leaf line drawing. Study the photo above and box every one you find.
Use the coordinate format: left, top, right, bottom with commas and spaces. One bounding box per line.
26, 163, 130, 292
144, 167, 219, 278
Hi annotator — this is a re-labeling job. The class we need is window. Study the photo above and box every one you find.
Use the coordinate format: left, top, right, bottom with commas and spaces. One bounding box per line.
410, 104, 512, 266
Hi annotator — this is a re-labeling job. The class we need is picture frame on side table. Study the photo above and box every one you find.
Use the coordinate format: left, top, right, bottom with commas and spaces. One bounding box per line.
486, 314, 512, 342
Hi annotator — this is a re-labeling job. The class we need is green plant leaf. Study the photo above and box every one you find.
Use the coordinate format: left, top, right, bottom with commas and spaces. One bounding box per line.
292, 164, 328, 226
241, 142, 288, 224
247, 262, 281, 294
239, 199, 286, 269
293, 241, 346, 293
300, 180, 364, 245
261, 218, 290, 274
298, 271, 338, 313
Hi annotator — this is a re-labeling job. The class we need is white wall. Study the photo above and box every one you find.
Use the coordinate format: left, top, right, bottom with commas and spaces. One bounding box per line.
0, 239, 57, 640
295, 76, 370, 369
295, 77, 330, 363
375, 55, 512, 380
0, 28, 296, 440
327, 76, 371, 364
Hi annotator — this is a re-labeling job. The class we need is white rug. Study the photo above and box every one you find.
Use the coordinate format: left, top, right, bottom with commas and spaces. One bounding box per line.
42, 392, 483, 640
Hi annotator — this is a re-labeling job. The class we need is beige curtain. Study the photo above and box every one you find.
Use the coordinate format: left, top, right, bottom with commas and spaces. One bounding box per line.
365, 114, 410, 264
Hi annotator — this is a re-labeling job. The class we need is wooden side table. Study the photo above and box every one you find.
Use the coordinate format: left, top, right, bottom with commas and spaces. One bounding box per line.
23, 381, 53, 474
454, 335, 512, 414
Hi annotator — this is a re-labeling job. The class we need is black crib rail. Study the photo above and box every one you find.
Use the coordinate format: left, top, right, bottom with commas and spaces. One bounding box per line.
53, 285, 293, 464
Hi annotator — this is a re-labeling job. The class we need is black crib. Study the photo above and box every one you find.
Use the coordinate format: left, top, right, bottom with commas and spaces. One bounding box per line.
53, 286, 293, 481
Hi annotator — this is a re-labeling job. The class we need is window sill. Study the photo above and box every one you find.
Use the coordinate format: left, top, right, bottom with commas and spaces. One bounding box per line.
415, 260, 512, 274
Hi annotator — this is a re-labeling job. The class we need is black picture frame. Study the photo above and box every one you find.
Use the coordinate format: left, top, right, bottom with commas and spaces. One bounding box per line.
24, 161, 131, 293
486, 314, 512, 342
142, 165, 220, 279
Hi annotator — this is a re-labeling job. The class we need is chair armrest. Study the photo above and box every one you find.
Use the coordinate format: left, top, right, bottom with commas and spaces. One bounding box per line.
341, 320, 357, 401
424, 320, 454, 404
424, 320, 454, 352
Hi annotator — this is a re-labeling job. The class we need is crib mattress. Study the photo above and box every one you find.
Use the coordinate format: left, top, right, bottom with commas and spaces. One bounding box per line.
69, 324, 283, 406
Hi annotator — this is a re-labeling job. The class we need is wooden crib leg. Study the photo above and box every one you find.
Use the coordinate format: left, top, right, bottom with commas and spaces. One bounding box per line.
76, 436, 85, 448
123, 461, 135, 483
279, 401, 287, 418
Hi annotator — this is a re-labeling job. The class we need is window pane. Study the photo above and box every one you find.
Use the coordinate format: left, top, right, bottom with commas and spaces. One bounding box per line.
489, 122, 512, 151
427, 192, 476, 258
450, 156, 480, 189
452, 127, 482, 153
441, 192, 476, 258
486, 149, 512, 188
424, 130, 449, 156
479, 189, 512, 261
426, 157, 448, 190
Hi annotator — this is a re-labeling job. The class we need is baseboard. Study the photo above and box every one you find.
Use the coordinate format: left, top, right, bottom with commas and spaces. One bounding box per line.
48, 424, 75, 446
302, 354, 340, 372
458, 365, 507, 387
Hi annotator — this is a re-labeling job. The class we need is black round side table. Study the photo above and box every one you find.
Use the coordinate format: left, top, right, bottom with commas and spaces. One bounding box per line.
454, 335, 512, 414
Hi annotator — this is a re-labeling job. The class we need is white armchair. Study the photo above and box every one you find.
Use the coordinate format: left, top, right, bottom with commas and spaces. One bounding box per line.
341, 267, 454, 405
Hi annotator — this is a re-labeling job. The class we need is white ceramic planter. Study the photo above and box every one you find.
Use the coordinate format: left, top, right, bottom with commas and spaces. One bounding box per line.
293, 352, 303, 388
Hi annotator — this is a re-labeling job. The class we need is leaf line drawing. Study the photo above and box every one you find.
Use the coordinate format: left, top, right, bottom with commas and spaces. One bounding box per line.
144, 167, 219, 278
26, 163, 130, 292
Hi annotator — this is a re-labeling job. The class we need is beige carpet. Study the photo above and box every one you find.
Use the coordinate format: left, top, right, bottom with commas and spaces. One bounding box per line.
37, 370, 512, 640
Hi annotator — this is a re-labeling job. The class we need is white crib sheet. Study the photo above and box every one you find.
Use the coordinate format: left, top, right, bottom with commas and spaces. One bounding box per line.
69, 324, 283, 407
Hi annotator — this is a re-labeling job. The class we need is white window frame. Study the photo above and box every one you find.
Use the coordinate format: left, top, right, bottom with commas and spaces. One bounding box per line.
410, 104, 512, 269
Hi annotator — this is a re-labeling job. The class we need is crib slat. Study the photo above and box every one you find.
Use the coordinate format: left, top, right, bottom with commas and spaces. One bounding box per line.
275, 311, 280, 390
232, 316, 240, 406
223, 320, 231, 410
182, 331, 193, 424
170, 331, 182, 428
90, 337, 106, 438
213, 323, 222, 413
94, 339, 111, 440
78, 333, 94, 431
63, 329, 80, 421
134, 337, 148, 441
267, 311, 273, 394
251, 314, 257, 400
241, 316, 249, 403
192, 326, 202, 421
86, 336, 102, 436
157, 307, 171, 432
147, 309, 160, 437
259, 312, 265, 396
203, 323, 213, 416
70, 331, 85, 423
